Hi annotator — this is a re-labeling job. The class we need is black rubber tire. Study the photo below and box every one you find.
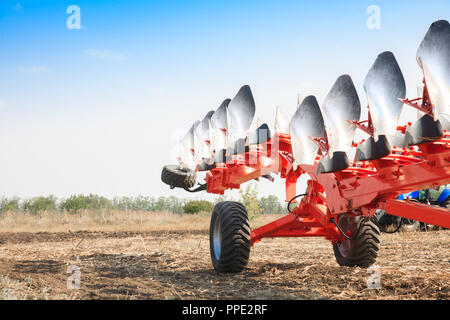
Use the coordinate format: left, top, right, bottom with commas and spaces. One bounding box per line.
400, 219, 420, 232
161, 164, 196, 189
333, 215, 381, 268
376, 211, 398, 232
209, 201, 251, 273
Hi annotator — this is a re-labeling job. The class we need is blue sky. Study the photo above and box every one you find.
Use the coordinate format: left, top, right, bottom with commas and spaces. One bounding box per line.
0, 0, 449, 200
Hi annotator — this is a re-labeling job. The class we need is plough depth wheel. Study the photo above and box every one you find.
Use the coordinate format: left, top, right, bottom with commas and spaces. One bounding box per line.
332, 215, 381, 268
161, 164, 196, 189
209, 201, 251, 273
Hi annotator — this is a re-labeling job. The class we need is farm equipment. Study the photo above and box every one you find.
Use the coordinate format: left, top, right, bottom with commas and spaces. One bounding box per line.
397, 185, 450, 206
161, 20, 450, 273
376, 185, 450, 232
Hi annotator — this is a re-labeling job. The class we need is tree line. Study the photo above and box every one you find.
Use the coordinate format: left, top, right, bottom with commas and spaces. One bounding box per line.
0, 188, 286, 216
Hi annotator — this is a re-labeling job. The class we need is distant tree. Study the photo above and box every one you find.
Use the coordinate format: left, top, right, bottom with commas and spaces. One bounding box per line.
154, 196, 169, 211
60, 194, 112, 212
183, 200, 213, 214
112, 196, 133, 211
112, 195, 159, 211
258, 195, 285, 214
0, 194, 206, 215
22, 195, 57, 214
133, 195, 153, 211
167, 196, 185, 214
239, 184, 263, 220
0, 197, 21, 212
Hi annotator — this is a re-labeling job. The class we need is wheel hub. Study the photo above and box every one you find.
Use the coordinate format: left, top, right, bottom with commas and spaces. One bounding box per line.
213, 217, 221, 260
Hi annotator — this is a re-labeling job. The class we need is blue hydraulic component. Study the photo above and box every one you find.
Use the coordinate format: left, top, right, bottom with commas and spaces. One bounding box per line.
437, 188, 450, 204
398, 190, 419, 201
397, 187, 449, 203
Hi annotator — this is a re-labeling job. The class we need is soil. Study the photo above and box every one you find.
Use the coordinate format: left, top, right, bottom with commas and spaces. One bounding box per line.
0, 229, 448, 299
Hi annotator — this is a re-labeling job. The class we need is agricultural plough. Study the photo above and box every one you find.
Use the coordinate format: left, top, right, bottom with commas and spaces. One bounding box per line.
162, 20, 450, 272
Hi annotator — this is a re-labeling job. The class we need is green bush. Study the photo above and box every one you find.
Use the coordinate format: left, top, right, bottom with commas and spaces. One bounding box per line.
239, 184, 263, 220
0, 197, 21, 212
22, 195, 57, 214
258, 195, 285, 214
60, 194, 112, 212
183, 200, 213, 214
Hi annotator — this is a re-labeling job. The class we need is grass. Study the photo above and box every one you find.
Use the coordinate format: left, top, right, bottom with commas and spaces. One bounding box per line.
0, 210, 283, 233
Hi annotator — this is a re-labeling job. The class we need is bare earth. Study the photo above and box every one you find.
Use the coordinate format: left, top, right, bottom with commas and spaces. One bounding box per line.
0, 228, 448, 300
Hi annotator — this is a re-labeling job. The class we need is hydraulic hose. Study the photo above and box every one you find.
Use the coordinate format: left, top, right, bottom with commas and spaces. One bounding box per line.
329, 216, 367, 241
287, 194, 307, 213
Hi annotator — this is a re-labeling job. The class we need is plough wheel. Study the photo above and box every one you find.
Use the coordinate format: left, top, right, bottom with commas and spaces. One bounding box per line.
209, 201, 251, 273
333, 215, 380, 268
161, 165, 196, 189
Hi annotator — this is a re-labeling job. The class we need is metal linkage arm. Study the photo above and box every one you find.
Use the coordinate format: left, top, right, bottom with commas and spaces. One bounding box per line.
384, 199, 450, 229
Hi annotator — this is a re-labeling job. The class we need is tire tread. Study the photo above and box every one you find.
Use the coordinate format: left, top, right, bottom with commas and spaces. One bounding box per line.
210, 201, 251, 273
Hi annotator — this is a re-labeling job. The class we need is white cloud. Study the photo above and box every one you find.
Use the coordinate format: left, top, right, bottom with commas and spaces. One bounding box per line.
0, 100, 4, 110
18, 66, 48, 73
84, 49, 126, 61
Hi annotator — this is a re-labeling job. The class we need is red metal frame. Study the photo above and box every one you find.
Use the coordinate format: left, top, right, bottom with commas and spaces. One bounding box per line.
205, 83, 450, 245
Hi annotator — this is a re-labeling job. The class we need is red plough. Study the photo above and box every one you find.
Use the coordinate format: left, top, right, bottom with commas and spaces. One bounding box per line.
162, 20, 450, 273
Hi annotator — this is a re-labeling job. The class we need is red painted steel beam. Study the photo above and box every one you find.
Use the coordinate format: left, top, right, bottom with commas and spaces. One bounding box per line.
208, 131, 450, 242
250, 200, 343, 244
304, 149, 450, 214
385, 199, 450, 229
263, 227, 332, 238
251, 213, 297, 245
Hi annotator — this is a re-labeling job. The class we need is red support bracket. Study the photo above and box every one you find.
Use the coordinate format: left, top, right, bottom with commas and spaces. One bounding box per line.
309, 136, 329, 154
348, 111, 375, 137
399, 81, 434, 116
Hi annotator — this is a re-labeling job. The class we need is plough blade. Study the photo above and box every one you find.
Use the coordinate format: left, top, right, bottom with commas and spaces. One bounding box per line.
387, 132, 408, 149
207, 123, 272, 168
290, 96, 325, 167
211, 99, 230, 132
405, 114, 444, 146
197, 122, 272, 172
226, 123, 272, 156
194, 111, 215, 159
417, 20, 450, 130
199, 110, 215, 143
355, 135, 391, 162
193, 121, 208, 162
356, 51, 406, 162
318, 75, 361, 173
227, 85, 256, 144
210, 99, 231, 158
180, 121, 200, 169
247, 123, 271, 146
274, 106, 290, 134
364, 51, 406, 139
